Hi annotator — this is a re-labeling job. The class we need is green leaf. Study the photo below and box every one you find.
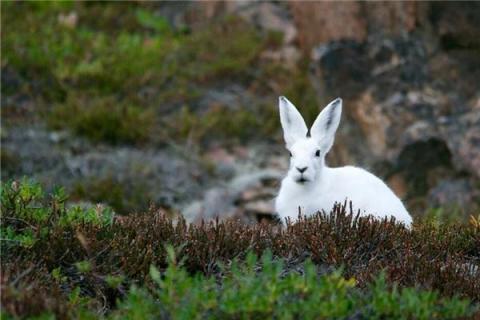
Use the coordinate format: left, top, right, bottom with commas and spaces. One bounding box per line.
149, 265, 161, 284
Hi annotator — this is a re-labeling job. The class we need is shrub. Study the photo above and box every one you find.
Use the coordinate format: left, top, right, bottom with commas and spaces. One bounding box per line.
1, 179, 479, 319
109, 250, 473, 320
0, 178, 114, 249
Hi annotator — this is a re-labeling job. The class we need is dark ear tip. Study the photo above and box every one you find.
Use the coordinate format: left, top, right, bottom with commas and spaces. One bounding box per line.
333, 97, 342, 105
279, 96, 287, 102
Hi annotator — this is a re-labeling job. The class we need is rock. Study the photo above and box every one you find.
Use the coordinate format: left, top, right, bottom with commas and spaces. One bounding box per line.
183, 169, 282, 223
197, 84, 248, 112
428, 179, 480, 214
441, 111, 480, 179
239, 187, 276, 202
310, 40, 372, 100
58, 11, 78, 29
1, 125, 215, 213
430, 2, 480, 50
289, 2, 420, 53
308, 27, 480, 215
349, 91, 390, 158
289, 2, 366, 53
244, 200, 274, 215
233, 2, 297, 45
387, 173, 408, 200
364, 2, 419, 36
49, 131, 69, 144
260, 46, 301, 69
153, 2, 193, 31
183, 187, 236, 223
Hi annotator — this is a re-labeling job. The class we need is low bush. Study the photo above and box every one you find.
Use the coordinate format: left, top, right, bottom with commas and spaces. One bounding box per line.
1, 179, 479, 319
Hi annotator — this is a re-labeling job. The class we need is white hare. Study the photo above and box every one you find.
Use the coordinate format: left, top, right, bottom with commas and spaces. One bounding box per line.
275, 96, 412, 227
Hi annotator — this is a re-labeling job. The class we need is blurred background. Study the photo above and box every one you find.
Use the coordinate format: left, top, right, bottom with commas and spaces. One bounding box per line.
2, 1, 479, 223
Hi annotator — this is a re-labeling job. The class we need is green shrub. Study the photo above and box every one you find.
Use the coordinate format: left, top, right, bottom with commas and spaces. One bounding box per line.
0, 179, 114, 250
101, 249, 473, 320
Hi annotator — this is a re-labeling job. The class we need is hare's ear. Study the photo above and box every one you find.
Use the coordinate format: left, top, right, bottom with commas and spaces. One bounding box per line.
310, 98, 342, 154
279, 96, 308, 149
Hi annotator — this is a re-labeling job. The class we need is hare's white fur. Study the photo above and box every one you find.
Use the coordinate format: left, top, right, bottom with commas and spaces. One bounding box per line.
275, 96, 412, 227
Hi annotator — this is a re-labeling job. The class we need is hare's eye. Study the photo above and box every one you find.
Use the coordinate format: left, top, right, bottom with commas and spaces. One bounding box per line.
315, 150, 320, 157
289, 151, 292, 157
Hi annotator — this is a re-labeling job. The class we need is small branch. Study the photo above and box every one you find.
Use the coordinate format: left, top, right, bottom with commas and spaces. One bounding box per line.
11, 266, 35, 286
0, 238, 21, 242
3, 217, 38, 231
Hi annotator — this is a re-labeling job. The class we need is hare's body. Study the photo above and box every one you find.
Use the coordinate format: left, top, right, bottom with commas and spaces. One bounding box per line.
275, 96, 412, 227
276, 166, 412, 224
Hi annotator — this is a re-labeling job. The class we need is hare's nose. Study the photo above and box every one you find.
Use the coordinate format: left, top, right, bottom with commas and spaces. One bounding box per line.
296, 166, 308, 173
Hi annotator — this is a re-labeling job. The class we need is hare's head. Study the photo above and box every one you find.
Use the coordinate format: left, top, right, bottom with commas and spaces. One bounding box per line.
279, 96, 342, 186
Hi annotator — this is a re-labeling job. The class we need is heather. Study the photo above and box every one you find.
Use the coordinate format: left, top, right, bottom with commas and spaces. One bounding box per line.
1, 179, 479, 319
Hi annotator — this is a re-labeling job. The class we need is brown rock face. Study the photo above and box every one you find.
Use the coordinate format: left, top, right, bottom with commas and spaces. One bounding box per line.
289, 2, 367, 53
349, 91, 390, 158
431, 2, 480, 50
289, 1, 420, 53
365, 2, 419, 35
308, 27, 480, 213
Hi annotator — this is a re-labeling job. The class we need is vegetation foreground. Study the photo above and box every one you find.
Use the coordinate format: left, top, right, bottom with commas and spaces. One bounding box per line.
1, 179, 479, 319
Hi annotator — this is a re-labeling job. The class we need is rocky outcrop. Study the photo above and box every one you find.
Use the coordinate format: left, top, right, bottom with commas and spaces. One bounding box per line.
428, 178, 480, 215
290, 2, 480, 54
289, 2, 367, 52
309, 32, 480, 212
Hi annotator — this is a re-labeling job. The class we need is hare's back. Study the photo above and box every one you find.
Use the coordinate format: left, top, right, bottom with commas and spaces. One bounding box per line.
326, 166, 411, 224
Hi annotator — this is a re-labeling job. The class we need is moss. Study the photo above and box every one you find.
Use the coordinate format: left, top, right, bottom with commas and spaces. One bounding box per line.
2, 3, 323, 148
1, 149, 20, 179
71, 176, 150, 214
283, 68, 321, 126
3, 2, 168, 110
163, 62, 322, 146
3, 4, 277, 145
169, 103, 279, 146
2, 5, 264, 96
48, 93, 154, 145
179, 15, 264, 82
